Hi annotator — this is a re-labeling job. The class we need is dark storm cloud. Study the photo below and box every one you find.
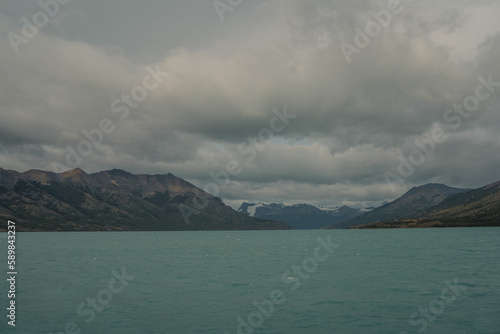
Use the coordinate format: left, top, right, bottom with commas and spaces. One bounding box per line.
1, 0, 499, 208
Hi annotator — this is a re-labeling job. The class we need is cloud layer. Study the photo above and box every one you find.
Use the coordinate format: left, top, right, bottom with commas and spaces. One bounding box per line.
1, 0, 500, 209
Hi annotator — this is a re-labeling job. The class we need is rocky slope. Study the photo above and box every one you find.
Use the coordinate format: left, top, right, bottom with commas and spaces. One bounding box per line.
325, 183, 467, 228
0, 167, 291, 231
352, 180, 500, 228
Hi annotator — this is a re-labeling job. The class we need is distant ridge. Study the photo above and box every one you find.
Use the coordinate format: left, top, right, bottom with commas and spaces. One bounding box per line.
350, 180, 500, 228
325, 183, 467, 229
238, 202, 361, 229
0, 167, 291, 231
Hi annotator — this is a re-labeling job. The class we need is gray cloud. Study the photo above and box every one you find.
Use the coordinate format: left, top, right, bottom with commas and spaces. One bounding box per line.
1, 0, 500, 209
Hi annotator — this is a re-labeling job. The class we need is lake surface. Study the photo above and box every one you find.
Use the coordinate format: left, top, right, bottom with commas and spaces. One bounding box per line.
1, 228, 499, 334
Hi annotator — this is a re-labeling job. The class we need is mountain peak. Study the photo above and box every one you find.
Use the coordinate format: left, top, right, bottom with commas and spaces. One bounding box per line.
19, 169, 59, 184
104, 169, 133, 177
61, 168, 87, 176
404, 183, 466, 198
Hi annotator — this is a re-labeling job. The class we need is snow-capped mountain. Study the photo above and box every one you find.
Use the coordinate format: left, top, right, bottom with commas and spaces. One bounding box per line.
237, 202, 362, 229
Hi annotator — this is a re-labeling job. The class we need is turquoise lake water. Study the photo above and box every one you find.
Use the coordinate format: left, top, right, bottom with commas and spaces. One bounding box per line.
1, 228, 499, 334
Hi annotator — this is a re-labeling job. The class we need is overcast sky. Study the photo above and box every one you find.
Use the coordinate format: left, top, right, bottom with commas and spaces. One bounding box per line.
1, 0, 500, 209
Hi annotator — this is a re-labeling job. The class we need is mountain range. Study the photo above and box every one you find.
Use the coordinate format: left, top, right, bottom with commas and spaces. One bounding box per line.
351, 180, 500, 228
0, 167, 291, 231
237, 202, 361, 229
2, 166, 498, 231
325, 183, 468, 228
